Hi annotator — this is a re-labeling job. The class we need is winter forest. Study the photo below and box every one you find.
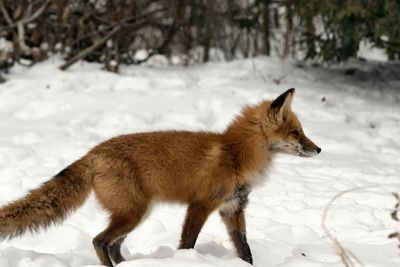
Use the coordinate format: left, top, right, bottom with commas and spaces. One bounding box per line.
0, 1, 400, 267
0, 0, 400, 72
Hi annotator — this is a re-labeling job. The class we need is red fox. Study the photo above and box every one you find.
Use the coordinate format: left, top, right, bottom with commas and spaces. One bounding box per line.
0, 88, 320, 266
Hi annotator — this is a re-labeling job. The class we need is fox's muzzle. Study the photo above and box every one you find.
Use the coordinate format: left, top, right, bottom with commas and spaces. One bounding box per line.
299, 137, 321, 157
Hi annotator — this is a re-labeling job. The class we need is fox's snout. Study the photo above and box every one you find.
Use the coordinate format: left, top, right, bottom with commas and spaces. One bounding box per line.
299, 142, 321, 157
299, 136, 321, 157
272, 136, 321, 158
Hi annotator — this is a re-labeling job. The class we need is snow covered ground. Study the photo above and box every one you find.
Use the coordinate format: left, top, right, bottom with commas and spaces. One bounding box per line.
0, 57, 400, 267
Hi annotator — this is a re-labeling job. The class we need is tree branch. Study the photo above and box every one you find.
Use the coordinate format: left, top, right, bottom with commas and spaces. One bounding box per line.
0, 0, 13, 26
8, 0, 49, 28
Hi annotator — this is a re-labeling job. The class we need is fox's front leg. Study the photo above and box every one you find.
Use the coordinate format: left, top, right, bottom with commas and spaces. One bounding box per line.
220, 208, 252, 264
179, 203, 214, 249
219, 184, 252, 264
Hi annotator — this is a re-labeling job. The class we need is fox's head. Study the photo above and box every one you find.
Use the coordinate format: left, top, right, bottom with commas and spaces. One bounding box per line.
262, 88, 321, 157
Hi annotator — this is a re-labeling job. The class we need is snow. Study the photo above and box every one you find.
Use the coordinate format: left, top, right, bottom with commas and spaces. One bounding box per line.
1, 56, 400, 267
357, 40, 388, 62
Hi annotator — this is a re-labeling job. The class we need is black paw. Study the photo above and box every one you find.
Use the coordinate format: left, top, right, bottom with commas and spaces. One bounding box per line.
241, 254, 253, 265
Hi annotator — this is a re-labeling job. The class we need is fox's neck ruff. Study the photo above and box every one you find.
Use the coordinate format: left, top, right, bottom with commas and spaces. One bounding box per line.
223, 108, 273, 184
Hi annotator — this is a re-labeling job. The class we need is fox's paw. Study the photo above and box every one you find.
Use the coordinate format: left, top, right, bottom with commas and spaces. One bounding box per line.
240, 254, 253, 265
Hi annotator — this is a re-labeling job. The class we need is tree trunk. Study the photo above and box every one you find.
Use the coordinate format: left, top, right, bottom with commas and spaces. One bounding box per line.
261, 0, 271, 56
305, 16, 316, 59
203, 0, 213, 62
283, 2, 293, 58
0, 73, 5, 83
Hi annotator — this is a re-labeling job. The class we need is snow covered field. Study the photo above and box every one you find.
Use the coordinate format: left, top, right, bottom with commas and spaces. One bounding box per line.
0, 57, 400, 267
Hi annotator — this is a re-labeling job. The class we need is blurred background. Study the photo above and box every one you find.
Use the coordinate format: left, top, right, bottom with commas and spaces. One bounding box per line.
0, 0, 399, 76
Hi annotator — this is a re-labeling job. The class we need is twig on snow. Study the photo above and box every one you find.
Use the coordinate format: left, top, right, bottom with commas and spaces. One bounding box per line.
388, 193, 400, 248
322, 186, 375, 267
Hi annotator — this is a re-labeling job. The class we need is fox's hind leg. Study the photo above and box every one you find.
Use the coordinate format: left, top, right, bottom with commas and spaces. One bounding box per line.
108, 236, 126, 264
93, 207, 148, 267
92, 159, 150, 266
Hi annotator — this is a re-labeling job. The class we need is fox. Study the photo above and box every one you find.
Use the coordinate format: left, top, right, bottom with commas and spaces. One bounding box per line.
0, 88, 320, 266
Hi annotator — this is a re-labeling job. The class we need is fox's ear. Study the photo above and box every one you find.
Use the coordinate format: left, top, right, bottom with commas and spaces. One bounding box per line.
271, 88, 295, 120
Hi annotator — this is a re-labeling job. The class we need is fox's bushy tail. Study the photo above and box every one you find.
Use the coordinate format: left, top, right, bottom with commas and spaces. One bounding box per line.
0, 159, 92, 239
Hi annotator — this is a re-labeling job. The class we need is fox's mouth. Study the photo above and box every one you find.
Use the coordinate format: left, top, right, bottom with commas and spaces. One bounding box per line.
298, 151, 314, 157
270, 142, 321, 157
298, 148, 321, 157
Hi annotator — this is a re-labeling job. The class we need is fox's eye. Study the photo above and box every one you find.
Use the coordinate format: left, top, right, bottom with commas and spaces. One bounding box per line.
290, 130, 300, 137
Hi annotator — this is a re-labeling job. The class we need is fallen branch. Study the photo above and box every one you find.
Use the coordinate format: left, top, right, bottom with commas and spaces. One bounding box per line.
59, 25, 122, 70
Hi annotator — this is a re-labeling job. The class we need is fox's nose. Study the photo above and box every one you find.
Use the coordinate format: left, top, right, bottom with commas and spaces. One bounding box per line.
316, 147, 321, 154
